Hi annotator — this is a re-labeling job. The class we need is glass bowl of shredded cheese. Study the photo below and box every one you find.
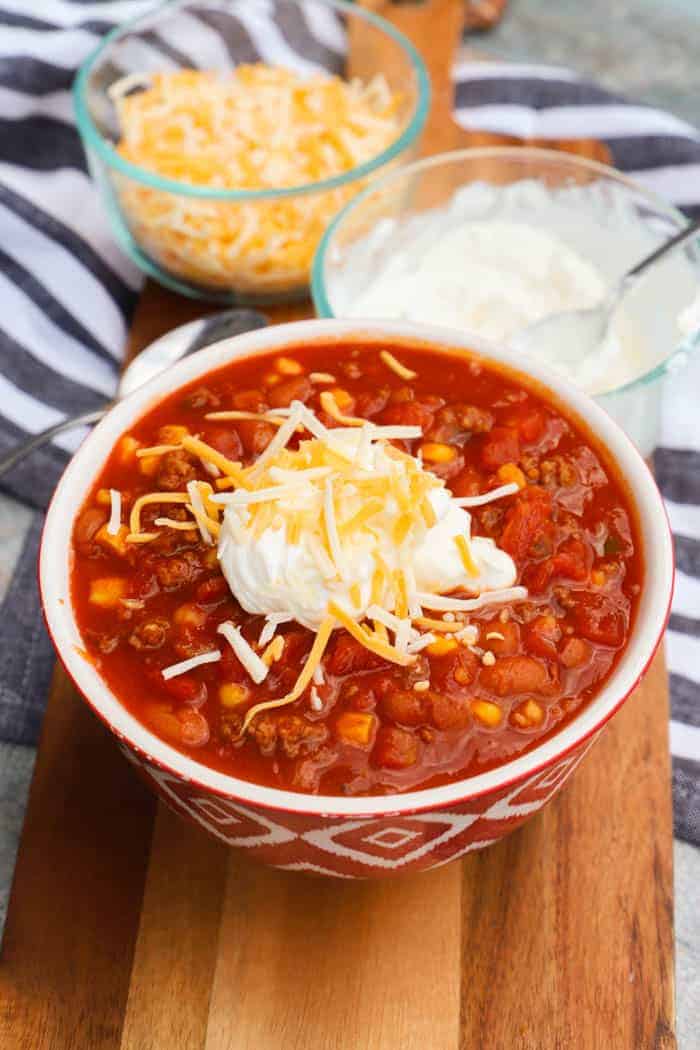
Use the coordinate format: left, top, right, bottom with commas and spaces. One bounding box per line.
73, 0, 429, 303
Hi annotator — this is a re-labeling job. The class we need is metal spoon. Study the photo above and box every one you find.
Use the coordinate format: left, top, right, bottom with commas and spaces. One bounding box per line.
0, 308, 267, 481
513, 218, 700, 364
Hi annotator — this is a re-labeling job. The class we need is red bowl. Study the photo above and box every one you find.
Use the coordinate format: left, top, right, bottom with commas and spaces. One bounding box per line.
39, 320, 674, 877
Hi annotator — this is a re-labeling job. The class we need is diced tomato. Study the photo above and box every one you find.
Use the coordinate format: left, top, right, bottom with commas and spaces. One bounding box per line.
451, 467, 481, 499
573, 594, 626, 647
522, 561, 555, 594
552, 537, 590, 582
373, 727, 419, 769
500, 487, 553, 563
327, 634, 385, 676
559, 636, 592, 668
162, 674, 208, 707
429, 646, 479, 691
379, 401, 435, 431
480, 426, 521, 470
524, 615, 561, 657
503, 404, 546, 444
195, 575, 230, 605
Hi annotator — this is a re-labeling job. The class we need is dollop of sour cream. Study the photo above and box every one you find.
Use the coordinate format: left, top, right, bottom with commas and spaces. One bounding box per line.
217, 426, 517, 631
351, 220, 606, 345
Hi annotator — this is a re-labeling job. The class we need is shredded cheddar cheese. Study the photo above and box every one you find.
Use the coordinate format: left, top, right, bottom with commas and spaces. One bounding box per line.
379, 350, 417, 380
111, 66, 402, 294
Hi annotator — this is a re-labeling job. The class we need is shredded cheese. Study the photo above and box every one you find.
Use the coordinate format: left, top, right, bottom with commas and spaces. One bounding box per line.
129, 491, 189, 535
240, 612, 336, 733
217, 621, 269, 684
319, 390, 367, 427
205, 410, 287, 425
180, 435, 251, 489
154, 517, 196, 531
186, 481, 214, 544
327, 600, 414, 666
261, 635, 285, 666
415, 586, 529, 613
135, 444, 179, 458
379, 350, 417, 380
454, 483, 519, 508
454, 534, 479, 577
113, 66, 401, 294
107, 489, 122, 535
161, 649, 221, 680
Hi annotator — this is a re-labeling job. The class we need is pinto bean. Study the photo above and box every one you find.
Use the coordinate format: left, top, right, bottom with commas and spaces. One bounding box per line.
373, 727, 419, 769
479, 655, 556, 697
268, 376, 313, 408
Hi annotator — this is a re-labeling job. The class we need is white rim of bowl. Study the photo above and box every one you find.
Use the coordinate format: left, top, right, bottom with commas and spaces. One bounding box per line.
40, 319, 674, 818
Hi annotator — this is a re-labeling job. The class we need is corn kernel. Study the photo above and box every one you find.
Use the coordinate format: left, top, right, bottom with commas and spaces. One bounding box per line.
204, 547, 219, 568
420, 442, 457, 464
330, 387, 354, 411
275, 355, 303, 375
335, 711, 377, 748
158, 424, 189, 444
173, 603, 207, 627
591, 569, 606, 586
117, 435, 140, 465
138, 455, 160, 477
96, 489, 112, 507
219, 683, 250, 708
95, 524, 129, 557
497, 462, 526, 489
89, 577, 127, 608
427, 637, 458, 657
518, 699, 544, 726
471, 700, 502, 727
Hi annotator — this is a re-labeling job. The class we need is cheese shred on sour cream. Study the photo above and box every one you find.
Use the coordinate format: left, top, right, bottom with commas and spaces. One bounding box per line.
110, 66, 402, 294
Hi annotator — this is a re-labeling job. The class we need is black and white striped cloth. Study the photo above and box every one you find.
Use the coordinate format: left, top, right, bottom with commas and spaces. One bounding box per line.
0, 2, 697, 843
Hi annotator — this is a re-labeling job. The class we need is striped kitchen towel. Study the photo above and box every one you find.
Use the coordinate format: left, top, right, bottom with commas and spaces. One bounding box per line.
0, 2, 697, 843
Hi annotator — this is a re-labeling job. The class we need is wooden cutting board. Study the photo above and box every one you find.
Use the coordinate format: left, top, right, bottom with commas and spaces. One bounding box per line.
0, 3, 675, 1047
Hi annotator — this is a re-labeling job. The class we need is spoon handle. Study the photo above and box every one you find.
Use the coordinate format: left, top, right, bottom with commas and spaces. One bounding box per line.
0, 406, 108, 480
621, 218, 700, 291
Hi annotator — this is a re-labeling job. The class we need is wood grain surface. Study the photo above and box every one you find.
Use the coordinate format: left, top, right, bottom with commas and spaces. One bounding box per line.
0, 2, 674, 1047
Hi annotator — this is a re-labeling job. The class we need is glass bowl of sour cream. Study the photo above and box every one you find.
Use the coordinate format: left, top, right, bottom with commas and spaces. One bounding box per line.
312, 147, 700, 455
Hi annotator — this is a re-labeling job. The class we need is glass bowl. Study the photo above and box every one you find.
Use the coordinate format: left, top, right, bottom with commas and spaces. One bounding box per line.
73, 0, 429, 305
312, 147, 700, 455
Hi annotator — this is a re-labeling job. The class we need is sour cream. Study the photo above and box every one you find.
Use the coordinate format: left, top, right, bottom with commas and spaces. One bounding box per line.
217, 426, 517, 631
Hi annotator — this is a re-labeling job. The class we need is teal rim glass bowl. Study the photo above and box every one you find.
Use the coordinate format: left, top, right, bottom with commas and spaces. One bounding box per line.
312, 147, 700, 456
73, 0, 430, 305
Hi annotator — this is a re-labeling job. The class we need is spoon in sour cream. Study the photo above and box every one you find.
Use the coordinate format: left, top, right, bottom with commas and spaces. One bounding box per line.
514, 218, 700, 365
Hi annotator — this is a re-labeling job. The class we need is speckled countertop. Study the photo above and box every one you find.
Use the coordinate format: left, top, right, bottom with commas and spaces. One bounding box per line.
1, 1, 698, 1043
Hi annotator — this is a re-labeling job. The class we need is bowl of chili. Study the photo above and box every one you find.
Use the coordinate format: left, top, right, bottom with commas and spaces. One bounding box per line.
40, 320, 673, 878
